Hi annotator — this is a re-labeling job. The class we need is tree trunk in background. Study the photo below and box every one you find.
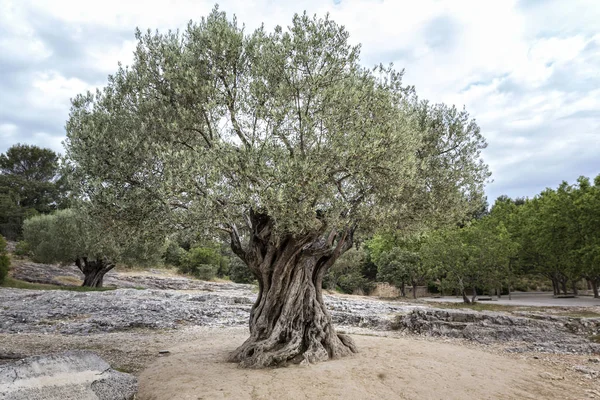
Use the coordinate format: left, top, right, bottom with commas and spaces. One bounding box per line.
400, 283, 406, 297
551, 278, 559, 296
412, 283, 418, 299
560, 279, 568, 295
471, 286, 477, 303
572, 281, 579, 296
227, 212, 357, 368
461, 290, 472, 304
592, 280, 599, 299
75, 257, 115, 288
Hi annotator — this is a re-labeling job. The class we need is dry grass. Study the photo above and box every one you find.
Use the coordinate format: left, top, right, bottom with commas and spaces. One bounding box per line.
0, 276, 115, 292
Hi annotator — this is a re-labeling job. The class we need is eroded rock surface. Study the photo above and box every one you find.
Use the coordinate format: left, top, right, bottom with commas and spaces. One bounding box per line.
397, 308, 600, 354
0, 287, 415, 335
0, 350, 137, 400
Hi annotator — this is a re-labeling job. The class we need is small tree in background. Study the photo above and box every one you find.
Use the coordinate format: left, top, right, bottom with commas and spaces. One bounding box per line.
0, 235, 10, 284
0, 144, 68, 240
376, 246, 428, 299
23, 209, 161, 287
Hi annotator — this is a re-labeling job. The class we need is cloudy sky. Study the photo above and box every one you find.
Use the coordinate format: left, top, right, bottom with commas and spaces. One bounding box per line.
1, 0, 598, 202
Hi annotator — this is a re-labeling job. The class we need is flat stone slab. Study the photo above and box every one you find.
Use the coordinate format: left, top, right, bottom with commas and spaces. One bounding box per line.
0, 351, 137, 400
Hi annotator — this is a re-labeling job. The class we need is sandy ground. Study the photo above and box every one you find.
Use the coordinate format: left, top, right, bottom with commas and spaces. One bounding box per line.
138, 328, 594, 400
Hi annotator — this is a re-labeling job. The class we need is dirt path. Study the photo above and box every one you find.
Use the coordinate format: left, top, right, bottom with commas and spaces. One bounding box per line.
138, 329, 589, 400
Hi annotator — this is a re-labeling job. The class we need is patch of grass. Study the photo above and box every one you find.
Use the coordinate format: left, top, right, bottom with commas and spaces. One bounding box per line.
589, 334, 600, 343
0, 277, 115, 292
54, 275, 83, 286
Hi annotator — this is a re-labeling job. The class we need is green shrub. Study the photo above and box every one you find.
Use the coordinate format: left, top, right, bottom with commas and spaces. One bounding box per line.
337, 272, 373, 295
14, 240, 31, 257
179, 246, 220, 280
163, 241, 186, 266
229, 257, 255, 283
0, 235, 10, 284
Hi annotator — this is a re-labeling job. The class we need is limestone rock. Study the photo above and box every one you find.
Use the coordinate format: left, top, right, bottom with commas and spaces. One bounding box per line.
0, 351, 137, 400
396, 308, 600, 354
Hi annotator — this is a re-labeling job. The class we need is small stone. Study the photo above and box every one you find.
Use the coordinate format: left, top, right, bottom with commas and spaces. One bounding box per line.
538, 372, 564, 380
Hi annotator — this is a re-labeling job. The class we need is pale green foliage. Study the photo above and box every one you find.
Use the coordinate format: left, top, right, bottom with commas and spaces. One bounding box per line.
23, 209, 161, 266
65, 7, 489, 244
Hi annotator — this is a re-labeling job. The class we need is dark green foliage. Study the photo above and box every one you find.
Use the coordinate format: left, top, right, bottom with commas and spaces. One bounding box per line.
179, 246, 221, 280
0, 235, 10, 284
324, 248, 372, 294
228, 256, 255, 283
14, 241, 31, 257
0, 144, 67, 240
163, 241, 186, 266
337, 272, 373, 295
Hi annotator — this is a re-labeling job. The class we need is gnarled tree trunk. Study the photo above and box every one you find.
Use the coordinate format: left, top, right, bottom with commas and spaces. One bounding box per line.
75, 257, 115, 288
227, 212, 357, 368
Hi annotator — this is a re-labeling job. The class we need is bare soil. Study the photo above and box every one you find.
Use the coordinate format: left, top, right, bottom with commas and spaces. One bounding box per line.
4, 259, 600, 399
138, 328, 596, 400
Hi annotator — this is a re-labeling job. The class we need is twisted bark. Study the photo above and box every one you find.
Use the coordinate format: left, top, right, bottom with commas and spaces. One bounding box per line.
75, 257, 115, 288
227, 211, 357, 368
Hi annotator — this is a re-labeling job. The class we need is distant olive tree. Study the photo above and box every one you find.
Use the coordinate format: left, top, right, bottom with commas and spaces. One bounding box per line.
65, 9, 489, 367
23, 209, 161, 287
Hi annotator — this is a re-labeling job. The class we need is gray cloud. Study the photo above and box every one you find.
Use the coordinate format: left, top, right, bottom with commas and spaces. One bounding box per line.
423, 14, 460, 50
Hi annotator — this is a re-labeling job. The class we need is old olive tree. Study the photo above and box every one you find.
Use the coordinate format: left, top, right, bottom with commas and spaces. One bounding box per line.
65, 9, 489, 367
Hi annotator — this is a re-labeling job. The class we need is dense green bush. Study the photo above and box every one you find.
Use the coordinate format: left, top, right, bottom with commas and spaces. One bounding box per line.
337, 272, 373, 295
14, 240, 31, 257
324, 248, 373, 294
0, 235, 10, 284
179, 246, 221, 280
163, 241, 186, 266
229, 256, 255, 283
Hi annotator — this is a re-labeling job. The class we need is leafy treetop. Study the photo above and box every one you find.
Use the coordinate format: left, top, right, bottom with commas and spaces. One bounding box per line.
65, 8, 489, 242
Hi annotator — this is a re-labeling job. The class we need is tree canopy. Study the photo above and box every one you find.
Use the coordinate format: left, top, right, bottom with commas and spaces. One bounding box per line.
65, 9, 489, 241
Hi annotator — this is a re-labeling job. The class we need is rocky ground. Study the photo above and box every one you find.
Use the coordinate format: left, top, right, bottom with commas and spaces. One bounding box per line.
2, 259, 600, 397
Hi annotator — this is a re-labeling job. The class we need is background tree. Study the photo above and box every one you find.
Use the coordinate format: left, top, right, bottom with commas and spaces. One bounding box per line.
65, 9, 489, 367
575, 175, 600, 297
324, 247, 372, 294
23, 209, 161, 287
0, 235, 9, 284
0, 144, 67, 239
376, 247, 411, 297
